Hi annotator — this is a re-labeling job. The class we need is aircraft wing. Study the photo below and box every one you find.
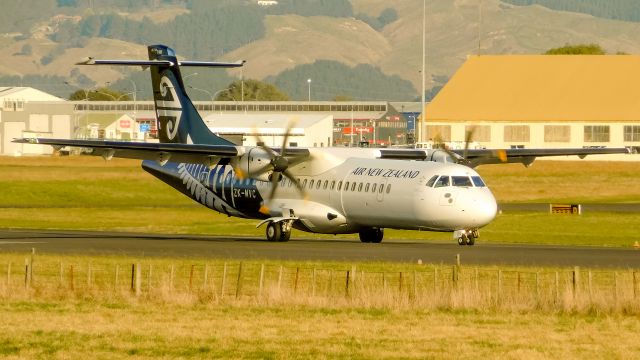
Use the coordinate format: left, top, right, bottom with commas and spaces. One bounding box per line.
457, 147, 631, 167
13, 138, 242, 165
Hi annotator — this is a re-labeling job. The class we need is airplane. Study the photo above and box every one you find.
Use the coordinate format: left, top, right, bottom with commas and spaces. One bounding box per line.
15, 45, 630, 246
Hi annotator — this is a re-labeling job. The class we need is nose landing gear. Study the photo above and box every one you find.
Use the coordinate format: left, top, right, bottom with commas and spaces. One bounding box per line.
455, 229, 479, 246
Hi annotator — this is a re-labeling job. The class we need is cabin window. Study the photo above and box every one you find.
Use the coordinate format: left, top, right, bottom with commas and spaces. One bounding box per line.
309, 180, 314, 189
302, 179, 308, 188
364, 183, 370, 192
372, 183, 377, 193
323, 180, 328, 190
434, 176, 450, 188
316, 180, 321, 190
357, 183, 363, 192
452, 176, 473, 187
378, 183, 384, 193
344, 181, 349, 191
471, 176, 486, 187
330, 180, 336, 190
337, 181, 342, 191
426, 175, 438, 187
351, 182, 356, 191
386, 184, 391, 194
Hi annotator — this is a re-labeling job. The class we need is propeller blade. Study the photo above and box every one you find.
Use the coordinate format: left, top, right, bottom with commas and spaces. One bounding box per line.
267, 172, 281, 202
463, 127, 475, 161
283, 168, 307, 200
280, 117, 299, 153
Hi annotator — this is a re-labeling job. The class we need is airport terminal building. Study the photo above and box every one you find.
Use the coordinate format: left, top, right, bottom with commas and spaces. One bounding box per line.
424, 55, 640, 154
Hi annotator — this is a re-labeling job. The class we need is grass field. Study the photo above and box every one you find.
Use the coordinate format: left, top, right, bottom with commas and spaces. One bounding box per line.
0, 156, 638, 247
1, 156, 639, 358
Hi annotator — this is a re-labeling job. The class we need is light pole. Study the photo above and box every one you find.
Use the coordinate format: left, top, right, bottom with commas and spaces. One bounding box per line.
187, 85, 214, 102
307, 78, 312, 102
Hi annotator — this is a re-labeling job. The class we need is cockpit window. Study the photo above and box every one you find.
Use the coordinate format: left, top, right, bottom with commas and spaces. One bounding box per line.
426, 175, 438, 187
452, 176, 473, 187
471, 176, 486, 187
434, 176, 450, 188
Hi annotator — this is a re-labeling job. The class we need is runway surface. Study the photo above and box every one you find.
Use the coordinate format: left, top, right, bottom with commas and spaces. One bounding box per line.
1, 229, 638, 268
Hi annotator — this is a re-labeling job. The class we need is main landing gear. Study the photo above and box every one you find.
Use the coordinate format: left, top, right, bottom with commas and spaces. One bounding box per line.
455, 229, 479, 246
266, 221, 292, 242
359, 227, 384, 243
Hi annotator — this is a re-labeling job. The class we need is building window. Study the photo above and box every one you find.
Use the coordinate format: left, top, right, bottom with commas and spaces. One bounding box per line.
465, 125, 490, 142
425, 125, 451, 142
544, 125, 571, 143
624, 126, 640, 141
504, 125, 530, 142
584, 126, 610, 142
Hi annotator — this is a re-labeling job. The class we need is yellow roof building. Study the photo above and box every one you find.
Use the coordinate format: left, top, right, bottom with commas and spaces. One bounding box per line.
426, 55, 640, 122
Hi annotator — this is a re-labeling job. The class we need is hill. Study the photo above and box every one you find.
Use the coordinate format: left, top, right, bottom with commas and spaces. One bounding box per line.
2, 0, 640, 100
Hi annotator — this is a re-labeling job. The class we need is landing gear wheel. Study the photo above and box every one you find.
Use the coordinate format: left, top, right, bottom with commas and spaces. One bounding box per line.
466, 236, 475, 246
266, 222, 291, 242
457, 235, 467, 246
266, 222, 281, 242
359, 228, 384, 243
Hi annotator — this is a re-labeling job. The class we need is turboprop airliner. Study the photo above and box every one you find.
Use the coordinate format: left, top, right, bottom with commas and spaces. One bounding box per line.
15, 45, 629, 245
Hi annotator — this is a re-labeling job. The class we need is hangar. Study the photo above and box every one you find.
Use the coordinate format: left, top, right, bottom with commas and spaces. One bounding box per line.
424, 55, 640, 155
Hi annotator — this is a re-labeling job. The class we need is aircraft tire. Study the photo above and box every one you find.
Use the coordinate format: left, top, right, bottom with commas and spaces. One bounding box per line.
266, 222, 281, 242
279, 226, 291, 242
359, 228, 383, 243
457, 236, 466, 246
466, 236, 475, 246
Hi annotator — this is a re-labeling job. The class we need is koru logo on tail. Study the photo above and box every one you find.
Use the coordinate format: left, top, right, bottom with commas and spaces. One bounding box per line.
156, 76, 183, 140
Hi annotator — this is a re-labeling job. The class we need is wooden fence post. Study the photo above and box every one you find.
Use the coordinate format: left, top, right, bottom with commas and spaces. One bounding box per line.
189, 265, 195, 292
130, 264, 135, 291
517, 272, 521, 294
135, 263, 141, 296
69, 265, 74, 291
345, 270, 350, 297
277, 266, 282, 296
573, 266, 580, 299
235, 262, 243, 299
114, 264, 119, 291
588, 271, 593, 301
6, 262, 11, 288
221, 263, 228, 299
535, 272, 539, 299
412, 271, 417, 299
203, 264, 208, 291
311, 268, 317, 297
258, 264, 265, 299
614, 271, 619, 305
474, 267, 479, 293
399, 272, 404, 293
30, 248, 35, 284
24, 258, 29, 289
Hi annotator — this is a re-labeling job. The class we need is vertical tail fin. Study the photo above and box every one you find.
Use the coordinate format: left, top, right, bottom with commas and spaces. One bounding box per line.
148, 45, 235, 145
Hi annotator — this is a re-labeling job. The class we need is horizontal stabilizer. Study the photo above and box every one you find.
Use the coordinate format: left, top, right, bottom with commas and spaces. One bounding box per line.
76, 58, 244, 68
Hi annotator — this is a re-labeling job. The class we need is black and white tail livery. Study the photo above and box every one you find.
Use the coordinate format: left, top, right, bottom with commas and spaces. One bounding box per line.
147, 45, 236, 146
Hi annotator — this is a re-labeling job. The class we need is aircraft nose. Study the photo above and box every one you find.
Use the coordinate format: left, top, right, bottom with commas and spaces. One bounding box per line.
464, 189, 498, 227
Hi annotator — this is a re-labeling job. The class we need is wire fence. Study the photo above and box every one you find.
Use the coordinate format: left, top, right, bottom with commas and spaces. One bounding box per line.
1, 255, 639, 313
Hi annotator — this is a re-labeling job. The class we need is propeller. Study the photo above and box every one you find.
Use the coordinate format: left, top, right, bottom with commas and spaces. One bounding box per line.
236, 119, 309, 214
432, 127, 508, 167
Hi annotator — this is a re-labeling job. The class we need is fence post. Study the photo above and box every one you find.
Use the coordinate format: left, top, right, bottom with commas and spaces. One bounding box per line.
24, 258, 29, 289
517, 272, 521, 294
69, 265, 74, 291
114, 264, 119, 291
203, 264, 208, 291
474, 267, 479, 293
351, 265, 357, 294
221, 263, 228, 299
399, 272, 404, 294
258, 264, 265, 299
169, 264, 174, 291
189, 265, 195, 292
135, 263, 141, 296
294, 267, 300, 295
87, 262, 92, 288
497, 270, 502, 303
554, 271, 559, 304
328, 269, 333, 296
235, 262, 243, 299
535, 272, 539, 299
7, 262, 11, 288
30, 248, 35, 284
573, 266, 580, 299
345, 270, 350, 297
311, 268, 316, 297
130, 264, 135, 292
277, 266, 283, 296
412, 271, 417, 300
588, 271, 593, 301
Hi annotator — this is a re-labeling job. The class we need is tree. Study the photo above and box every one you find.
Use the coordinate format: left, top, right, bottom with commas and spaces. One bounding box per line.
544, 43, 606, 55
216, 79, 289, 101
69, 87, 132, 101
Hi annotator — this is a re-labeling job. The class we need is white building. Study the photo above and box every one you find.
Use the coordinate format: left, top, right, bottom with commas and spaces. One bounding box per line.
204, 113, 333, 148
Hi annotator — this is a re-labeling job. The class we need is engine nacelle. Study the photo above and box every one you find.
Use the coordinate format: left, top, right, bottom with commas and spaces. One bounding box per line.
231, 147, 274, 182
